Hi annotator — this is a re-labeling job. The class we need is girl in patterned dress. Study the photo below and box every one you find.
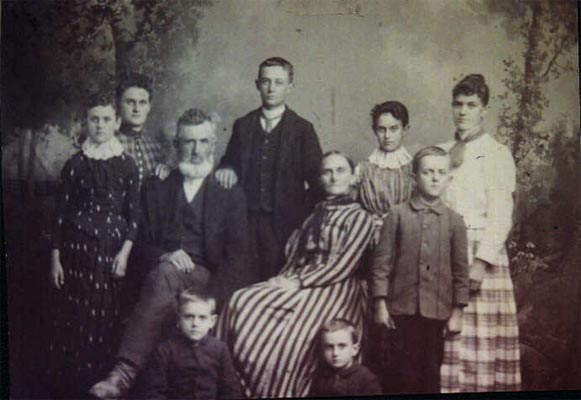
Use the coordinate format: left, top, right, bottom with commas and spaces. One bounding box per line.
356, 100, 414, 244
217, 152, 374, 398
439, 74, 521, 392
357, 101, 414, 390
47, 93, 140, 397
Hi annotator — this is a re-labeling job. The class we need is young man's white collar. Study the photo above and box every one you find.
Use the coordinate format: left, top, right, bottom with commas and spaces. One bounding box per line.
260, 104, 286, 133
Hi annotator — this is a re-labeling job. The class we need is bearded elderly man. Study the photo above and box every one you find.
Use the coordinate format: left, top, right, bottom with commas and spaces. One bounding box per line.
90, 108, 249, 399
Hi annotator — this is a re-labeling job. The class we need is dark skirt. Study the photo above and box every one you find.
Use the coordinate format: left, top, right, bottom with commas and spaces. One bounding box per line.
47, 226, 124, 396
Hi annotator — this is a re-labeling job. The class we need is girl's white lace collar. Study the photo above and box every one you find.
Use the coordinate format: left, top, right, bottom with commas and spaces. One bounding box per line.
368, 147, 412, 169
82, 136, 124, 160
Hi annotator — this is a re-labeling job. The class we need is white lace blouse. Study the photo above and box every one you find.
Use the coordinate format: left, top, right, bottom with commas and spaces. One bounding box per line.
439, 133, 516, 267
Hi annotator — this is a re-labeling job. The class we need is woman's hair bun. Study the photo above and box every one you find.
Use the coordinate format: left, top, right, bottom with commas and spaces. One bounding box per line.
461, 74, 485, 85
453, 73, 489, 106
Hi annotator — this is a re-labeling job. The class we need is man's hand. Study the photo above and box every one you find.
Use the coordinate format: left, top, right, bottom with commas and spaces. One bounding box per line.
268, 276, 301, 290
160, 250, 195, 273
444, 307, 463, 337
374, 299, 396, 329
469, 259, 488, 293
51, 252, 65, 289
154, 163, 171, 180
215, 168, 238, 189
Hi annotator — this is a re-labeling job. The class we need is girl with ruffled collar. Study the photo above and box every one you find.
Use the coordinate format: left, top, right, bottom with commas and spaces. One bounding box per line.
47, 92, 140, 397
356, 101, 414, 243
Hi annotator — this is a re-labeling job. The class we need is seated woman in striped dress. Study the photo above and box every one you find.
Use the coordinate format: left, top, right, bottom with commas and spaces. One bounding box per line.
217, 151, 374, 398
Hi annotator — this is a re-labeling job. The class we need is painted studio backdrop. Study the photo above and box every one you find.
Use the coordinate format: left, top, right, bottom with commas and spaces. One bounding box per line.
2, 0, 580, 397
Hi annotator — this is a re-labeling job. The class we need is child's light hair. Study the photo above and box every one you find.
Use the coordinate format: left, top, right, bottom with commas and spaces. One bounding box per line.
318, 318, 360, 345
178, 287, 217, 315
412, 146, 450, 174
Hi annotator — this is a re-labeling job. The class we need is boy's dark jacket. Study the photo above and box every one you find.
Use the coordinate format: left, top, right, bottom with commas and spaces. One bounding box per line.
141, 332, 242, 400
219, 107, 323, 244
310, 363, 382, 397
133, 171, 250, 307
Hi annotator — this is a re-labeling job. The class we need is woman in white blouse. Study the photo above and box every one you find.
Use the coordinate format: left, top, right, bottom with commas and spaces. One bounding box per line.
438, 74, 521, 392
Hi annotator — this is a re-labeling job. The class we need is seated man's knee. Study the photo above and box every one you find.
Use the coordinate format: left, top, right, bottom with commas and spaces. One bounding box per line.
143, 261, 178, 289
157, 261, 177, 277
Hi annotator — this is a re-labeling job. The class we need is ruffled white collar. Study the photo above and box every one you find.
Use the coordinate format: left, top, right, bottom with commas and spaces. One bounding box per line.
82, 136, 124, 160
368, 147, 412, 169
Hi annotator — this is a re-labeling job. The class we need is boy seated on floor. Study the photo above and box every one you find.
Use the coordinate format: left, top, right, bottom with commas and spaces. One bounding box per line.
141, 288, 241, 399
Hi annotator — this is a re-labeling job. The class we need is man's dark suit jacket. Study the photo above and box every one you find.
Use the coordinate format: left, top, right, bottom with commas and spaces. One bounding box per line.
219, 107, 323, 244
133, 170, 249, 307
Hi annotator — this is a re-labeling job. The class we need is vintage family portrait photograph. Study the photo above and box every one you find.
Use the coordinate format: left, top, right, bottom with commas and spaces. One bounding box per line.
1, 0, 579, 399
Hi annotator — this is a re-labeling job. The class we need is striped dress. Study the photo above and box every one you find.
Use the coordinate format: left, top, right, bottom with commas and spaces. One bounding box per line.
356, 147, 414, 244
217, 200, 374, 398
439, 133, 521, 392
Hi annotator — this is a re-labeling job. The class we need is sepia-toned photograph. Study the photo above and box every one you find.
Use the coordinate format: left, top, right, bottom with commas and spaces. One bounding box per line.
1, 0, 579, 398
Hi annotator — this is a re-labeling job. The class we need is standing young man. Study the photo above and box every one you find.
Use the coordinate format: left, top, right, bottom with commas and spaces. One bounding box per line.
216, 57, 322, 281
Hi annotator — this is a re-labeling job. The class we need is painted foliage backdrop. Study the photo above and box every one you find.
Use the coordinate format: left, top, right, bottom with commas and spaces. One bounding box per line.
2, 0, 579, 396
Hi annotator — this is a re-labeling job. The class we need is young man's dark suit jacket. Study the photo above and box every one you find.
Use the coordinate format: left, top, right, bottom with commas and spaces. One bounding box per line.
132, 170, 249, 307
219, 107, 323, 245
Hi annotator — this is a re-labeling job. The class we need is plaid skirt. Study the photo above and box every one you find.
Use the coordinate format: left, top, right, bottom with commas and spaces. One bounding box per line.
440, 245, 521, 392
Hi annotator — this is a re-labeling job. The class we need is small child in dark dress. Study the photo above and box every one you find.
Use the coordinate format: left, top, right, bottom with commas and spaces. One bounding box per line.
310, 319, 381, 397
141, 288, 241, 400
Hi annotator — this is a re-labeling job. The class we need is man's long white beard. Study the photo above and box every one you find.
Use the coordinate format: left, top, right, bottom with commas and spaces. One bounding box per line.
178, 157, 214, 180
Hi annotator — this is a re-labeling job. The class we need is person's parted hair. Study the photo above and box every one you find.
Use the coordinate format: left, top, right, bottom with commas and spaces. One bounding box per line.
321, 150, 355, 174
85, 90, 117, 114
116, 72, 154, 101
318, 318, 360, 345
412, 146, 450, 173
371, 100, 409, 130
452, 74, 489, 106
178, 287, 217, 315
258, 57, 294, 83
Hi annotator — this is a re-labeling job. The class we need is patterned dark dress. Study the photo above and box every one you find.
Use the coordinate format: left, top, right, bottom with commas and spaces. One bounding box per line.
117, 124, 164, 187
47, 148, 140, 394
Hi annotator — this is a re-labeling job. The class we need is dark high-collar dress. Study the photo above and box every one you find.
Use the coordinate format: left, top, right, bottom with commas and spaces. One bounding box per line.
47, 149, 140, 395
